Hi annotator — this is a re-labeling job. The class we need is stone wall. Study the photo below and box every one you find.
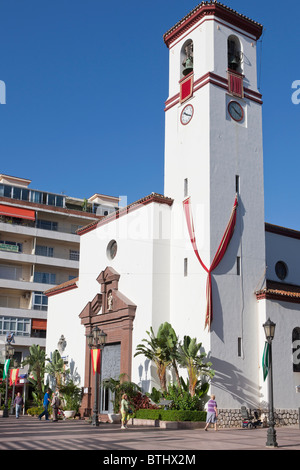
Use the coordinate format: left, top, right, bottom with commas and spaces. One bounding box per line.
217, 408, 300, 428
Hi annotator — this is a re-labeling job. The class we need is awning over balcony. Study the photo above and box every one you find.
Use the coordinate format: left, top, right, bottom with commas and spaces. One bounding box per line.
31, 319, 47, 330
0, 204, 35, 220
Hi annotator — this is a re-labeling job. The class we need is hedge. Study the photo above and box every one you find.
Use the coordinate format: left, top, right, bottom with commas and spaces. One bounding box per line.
134, 409, 206, 422
27, 407, 44, 416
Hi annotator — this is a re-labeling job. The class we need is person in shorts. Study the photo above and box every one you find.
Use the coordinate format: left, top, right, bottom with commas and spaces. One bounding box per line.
204, 394, 218, 431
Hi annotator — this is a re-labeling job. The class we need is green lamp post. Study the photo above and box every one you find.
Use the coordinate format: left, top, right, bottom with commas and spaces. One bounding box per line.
263, 318, 278, 448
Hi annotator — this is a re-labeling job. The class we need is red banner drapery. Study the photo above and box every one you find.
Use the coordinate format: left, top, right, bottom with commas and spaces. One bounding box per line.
228, 70, 244, 98
183, 195, 238, 331
9, 368, 19, 386
91, 349, 101, 375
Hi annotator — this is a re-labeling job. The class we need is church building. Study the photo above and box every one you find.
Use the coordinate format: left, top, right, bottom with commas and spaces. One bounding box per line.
45, 2, 300, 419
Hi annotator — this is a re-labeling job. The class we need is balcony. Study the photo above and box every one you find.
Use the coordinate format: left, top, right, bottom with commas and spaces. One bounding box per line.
0, 305, 46, 320
0, 277, 55, 292
0, 249, 79, 270
0, 220, 80, 243
0, 306, 47, 347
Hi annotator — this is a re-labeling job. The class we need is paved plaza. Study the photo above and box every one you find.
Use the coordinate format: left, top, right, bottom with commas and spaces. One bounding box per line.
0, 415, 299, 454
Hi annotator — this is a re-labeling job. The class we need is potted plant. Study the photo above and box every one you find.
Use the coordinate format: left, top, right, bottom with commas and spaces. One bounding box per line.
59, 381, 82, 419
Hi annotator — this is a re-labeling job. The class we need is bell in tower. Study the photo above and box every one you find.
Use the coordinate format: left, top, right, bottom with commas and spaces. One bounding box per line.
227, 36, 242, 72
182, 41, 193, 76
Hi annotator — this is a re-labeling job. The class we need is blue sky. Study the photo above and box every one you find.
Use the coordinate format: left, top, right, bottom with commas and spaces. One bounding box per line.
0, 0, 299, 229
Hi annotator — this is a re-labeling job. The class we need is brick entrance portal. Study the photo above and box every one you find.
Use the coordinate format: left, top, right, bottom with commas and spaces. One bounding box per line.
79, 266, 136, 417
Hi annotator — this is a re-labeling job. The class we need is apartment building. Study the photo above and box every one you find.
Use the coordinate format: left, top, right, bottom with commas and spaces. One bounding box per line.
0, 174, 119, 365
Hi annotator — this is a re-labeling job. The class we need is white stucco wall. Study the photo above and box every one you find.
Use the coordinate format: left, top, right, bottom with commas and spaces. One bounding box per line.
263, 231, 300, 409
264, 298, 300, 409
46, 285, 87, 386
46, 201, 172, 391
266, 231, 300, 285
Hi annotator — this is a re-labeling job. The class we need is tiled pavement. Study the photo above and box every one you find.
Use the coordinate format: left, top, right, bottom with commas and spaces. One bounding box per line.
0, 416, 299, 453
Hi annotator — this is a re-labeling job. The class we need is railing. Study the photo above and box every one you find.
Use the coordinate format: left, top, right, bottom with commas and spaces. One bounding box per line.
0, 215, 82, 235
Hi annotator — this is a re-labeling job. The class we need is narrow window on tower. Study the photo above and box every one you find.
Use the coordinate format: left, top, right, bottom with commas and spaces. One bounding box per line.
181, 40, 193, 78
238, 337, 242, 357
235, 175, 240, 194
228, 35, 242, 74
184, 178, 188, 198
237, 256, 241, 275
184, 258, 188, 277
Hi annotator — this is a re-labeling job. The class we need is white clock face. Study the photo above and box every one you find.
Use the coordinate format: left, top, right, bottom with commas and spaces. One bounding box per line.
228, 101, 244, 122
180, 104, 194, 125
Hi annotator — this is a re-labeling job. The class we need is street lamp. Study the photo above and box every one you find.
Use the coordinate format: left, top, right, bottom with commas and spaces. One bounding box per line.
263, 318, 278, 447
86, 326, 107, 426
3, 343, 15, 418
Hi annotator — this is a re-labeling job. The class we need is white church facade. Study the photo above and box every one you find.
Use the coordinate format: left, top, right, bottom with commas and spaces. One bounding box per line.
45, 2, 300, 418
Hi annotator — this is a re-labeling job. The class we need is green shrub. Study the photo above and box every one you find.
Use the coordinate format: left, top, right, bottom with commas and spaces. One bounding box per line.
26, 406, 43, 416
164, 385, 203, 411
134, 408, 206, 422
160, 410, 206, 422
59, 381, 82, 412
0, 398, 12, 410
134, 409, 162, 420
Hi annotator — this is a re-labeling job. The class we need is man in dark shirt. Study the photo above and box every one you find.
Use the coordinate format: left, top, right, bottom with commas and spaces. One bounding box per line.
14, 392, 24, 418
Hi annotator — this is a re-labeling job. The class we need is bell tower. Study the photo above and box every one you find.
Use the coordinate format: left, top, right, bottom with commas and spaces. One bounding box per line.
163, 2, 266, 408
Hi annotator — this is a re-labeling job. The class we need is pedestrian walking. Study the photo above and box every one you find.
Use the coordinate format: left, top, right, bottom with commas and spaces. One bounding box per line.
38, 389, 51, 421
14, 392, 24, 419
204, 394, 218, 431
51, 392, 61, 422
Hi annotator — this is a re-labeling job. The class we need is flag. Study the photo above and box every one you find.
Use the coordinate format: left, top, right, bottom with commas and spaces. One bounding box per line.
91, 349, 101, 375
3, 359, 10, 379
262, 341, 270, 381
9, 368, 19, 386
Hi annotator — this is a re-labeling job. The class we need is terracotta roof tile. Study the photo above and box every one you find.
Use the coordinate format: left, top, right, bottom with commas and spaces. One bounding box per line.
45, 277, 78, 297
163, 1, 263, 47
77, 193, 173, 236
256, 280, 300, 303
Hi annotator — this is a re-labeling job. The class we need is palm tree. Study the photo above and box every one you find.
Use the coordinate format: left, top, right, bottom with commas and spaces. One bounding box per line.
22, 344, 46, 396
156, 322, 181, 389
134, 327, 171, 392
177, 336, 214, 396
45, 349, 69, 388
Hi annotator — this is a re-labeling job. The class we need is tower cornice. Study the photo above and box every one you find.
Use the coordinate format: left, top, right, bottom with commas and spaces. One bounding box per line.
163, 1, 263, 47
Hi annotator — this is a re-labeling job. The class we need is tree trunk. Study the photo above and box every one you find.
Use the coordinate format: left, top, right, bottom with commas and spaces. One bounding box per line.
172, 360, 181, 389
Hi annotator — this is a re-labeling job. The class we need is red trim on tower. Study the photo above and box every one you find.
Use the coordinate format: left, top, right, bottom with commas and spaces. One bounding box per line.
164, 71, 262, 112
163, 2, 263, 48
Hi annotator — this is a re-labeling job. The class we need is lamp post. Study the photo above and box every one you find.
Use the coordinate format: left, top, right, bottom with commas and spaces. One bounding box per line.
263, 318, 278, 448
3, 343, 15, 418
86, 326, 107, 426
